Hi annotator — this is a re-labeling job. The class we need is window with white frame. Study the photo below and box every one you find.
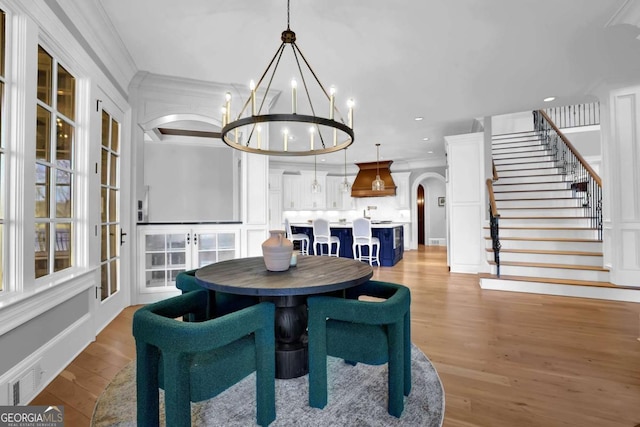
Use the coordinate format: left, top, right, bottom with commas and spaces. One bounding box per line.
35, 45, 76, 278
0, 9, 6, 290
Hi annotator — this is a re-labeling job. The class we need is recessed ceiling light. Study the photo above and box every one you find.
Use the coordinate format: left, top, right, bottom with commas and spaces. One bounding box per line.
422, 137, 430, 141
320, 158, 326, 162
427, 150, 434, 154
414, 117, 423, 121
544, 96, 555, 102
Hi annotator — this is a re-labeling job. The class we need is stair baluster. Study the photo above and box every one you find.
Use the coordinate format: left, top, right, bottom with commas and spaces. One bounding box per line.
533, 110, 603, 240
486, 178, 501, 277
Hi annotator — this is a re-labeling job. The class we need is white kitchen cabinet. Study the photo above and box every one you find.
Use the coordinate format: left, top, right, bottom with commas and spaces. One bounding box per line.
283, 172, 327, 210
392, 172, 412, 209
283, 174, 302, 209
137, 225, 240, 294
326, 175, 356, 210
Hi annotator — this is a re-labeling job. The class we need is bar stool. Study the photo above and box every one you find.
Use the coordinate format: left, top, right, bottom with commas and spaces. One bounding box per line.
285, 218, 309, 255
352, 217, 380, 266
312, 218, 340, 256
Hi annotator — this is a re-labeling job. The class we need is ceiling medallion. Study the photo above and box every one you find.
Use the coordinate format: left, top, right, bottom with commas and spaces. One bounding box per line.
220, 0, 355, 156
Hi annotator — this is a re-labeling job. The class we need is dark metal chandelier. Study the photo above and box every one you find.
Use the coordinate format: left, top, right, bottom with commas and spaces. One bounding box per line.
220, 0, 355, 156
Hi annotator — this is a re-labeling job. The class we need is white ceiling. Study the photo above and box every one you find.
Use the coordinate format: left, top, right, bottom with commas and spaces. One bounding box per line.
96, 0, 640, 166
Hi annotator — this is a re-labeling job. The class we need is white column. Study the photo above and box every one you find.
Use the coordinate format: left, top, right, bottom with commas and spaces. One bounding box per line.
602, 85, 640, 287
445, 132, 488, 274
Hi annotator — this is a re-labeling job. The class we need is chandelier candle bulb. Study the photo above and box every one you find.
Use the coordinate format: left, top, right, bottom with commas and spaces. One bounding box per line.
333, 128, 337, 146
256, 125, 262, 149
225, 92, 231, 123
309, 126, 315, 150
221, 107, 227, 127
347, 98, 354, 128
283, 128, 289, 151
291, 79, 297, 114
250, 80, 256, 116
329, 86, 336, 120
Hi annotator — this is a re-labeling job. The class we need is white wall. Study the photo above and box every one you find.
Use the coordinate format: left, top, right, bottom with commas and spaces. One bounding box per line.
492, 111, 534, 134
424, 179, 446, 241
144, 144, 236, 221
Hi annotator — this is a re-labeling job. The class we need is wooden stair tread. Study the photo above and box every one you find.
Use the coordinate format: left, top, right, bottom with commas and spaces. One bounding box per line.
483, 226, 597, 230
496, 160, 557, 166
494, 189, 570, 194
495, 198, 581, 202
494, 175, 569, 180
498, 216, 596, 220
492, 145, 543, 151
478, 273, 624, 289
487, 260, 608, 271
493, 181, 569, 186
497, 166, 558, 172
499, 206, 581, 210
495, 154, 550, 161
483, 236, 601, 243
485, 248, 602, 256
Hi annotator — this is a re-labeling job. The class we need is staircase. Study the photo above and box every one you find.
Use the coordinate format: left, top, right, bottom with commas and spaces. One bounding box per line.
480, 130, 639, 302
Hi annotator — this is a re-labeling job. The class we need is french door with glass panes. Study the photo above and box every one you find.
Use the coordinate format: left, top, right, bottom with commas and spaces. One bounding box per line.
94, 91, 128, 332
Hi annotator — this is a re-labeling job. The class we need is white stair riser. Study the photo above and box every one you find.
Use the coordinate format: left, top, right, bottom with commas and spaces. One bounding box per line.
493, 136, 540, 144
493, 251, 603, 266
493, 148, 548, 159
485, 239, 602, 252
493, 228, 600, 239
498, 218, 595, 227
496, 175, 567, 184
494, 182, 570, 191
494, 155, 554, 165
498, 208, 588, 217
495, 265, 610, 282
498, 168, 562, 178
495, 190, 574, 199
491, 142, 547, 157
497, 161, 559, 170
497, 198, 580, 208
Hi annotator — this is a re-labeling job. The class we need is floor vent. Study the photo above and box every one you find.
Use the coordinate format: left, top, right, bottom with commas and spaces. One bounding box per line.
8, 360, 41, 405
428, 238, 446, 246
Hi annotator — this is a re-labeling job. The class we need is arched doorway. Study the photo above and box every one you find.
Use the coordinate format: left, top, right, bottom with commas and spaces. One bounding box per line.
410, 172, 446, 250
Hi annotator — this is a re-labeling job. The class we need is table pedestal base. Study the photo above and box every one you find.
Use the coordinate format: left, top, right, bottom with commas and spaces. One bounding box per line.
260, 295, 309, 379
275, 338, 308, 379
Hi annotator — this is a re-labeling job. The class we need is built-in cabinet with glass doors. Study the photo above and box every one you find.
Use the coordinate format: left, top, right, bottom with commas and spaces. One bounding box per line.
137, 225, 240, 295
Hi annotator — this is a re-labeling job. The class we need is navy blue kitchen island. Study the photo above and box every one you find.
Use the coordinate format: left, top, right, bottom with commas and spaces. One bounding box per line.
290, 222, 404, 266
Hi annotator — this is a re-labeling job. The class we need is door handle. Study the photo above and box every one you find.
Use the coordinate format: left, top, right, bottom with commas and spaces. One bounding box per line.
120, 229, 127, 246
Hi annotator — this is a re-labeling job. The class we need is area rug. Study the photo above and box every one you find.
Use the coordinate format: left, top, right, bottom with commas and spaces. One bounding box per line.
92, 344, 444, 426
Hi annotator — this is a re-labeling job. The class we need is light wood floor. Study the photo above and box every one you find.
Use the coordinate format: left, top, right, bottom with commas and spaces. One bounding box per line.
31, 246, 640, 426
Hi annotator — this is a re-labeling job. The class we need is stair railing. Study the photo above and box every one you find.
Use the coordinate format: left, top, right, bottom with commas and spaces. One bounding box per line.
544, 102, 600, 129
533, 109, 603, 240
486, 177, 501, 277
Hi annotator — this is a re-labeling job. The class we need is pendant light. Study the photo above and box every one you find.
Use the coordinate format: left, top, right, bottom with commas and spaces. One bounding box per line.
311, 155, 321, 193
372, 143, 385, 191
340, 149, 350, 193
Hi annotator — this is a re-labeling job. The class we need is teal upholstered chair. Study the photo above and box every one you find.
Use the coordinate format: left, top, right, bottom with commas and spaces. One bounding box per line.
307, 280, 411, 417
133, 290, 276, 427
176, 269, 257, 320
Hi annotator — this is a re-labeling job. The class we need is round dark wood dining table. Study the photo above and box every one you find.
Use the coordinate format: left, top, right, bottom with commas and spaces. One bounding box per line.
195, 255, 373, 378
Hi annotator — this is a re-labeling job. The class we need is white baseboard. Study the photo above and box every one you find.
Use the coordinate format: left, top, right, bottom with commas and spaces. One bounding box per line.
0, 313, 94, 406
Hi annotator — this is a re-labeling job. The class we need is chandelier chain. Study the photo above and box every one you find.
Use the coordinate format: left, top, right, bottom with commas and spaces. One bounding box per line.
287, 0, 290, 29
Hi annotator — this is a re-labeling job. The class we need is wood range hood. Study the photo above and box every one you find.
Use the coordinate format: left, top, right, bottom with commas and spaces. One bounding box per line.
351, 160, 397, 197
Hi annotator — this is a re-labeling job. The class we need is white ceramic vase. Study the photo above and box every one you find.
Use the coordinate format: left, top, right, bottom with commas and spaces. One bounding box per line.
262, 230, 294, 272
